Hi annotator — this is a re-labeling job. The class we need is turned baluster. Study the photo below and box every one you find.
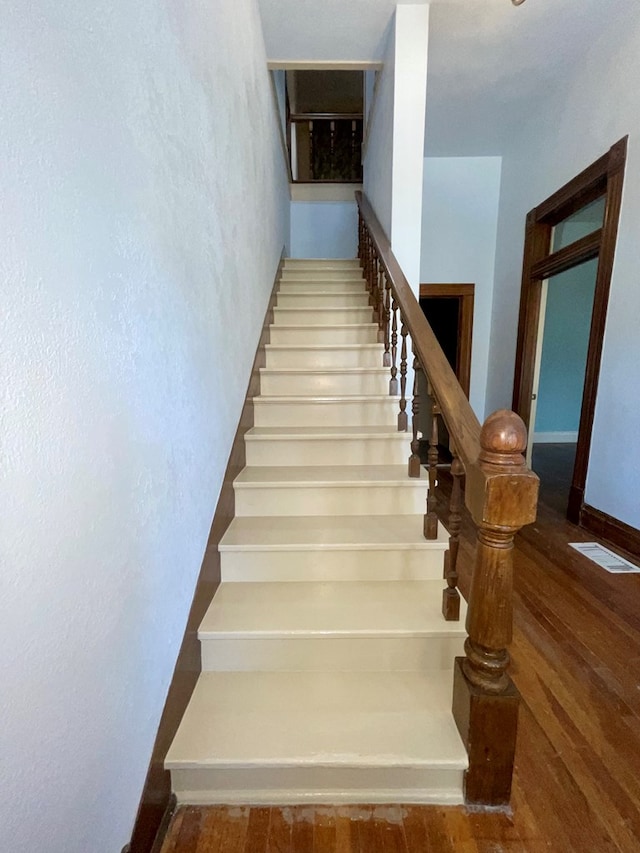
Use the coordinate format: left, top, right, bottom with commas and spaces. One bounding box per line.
398, 320, 409, 431
389, 297, 399, 395
366, 235, 374, 304
371, 254, 379, 317
452, 409, 539, 806
362, 231, 370, 294
358, 214, 364, 267
408, 347, 421, 478
383, 275, 391, 367
376, 263, 385, 343
424, 389, 439, 539
442, 446, 463, 620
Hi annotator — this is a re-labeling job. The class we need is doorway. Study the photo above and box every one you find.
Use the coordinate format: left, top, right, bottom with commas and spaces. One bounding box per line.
512, 138, 627, 523
529, 258, 598, 514
419, 283, 474, 462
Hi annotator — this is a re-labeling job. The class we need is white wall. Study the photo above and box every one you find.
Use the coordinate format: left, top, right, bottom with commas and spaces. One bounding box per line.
290, 202, 358, 258
363, 18, 395, 238
364, 5, 429, 292
486, 9, 640, 528
0, 1, 289, 851
421, 157, 502, 419
390, 5, 429, 292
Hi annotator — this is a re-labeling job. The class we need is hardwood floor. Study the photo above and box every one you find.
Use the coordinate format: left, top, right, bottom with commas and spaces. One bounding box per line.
531, 442, 577, 516
159, 471, 640, 853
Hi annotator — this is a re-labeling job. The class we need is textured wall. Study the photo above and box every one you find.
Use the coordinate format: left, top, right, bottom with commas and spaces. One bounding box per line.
487, 9, 640, 527
421, 157, 502, 420
0, 1, 289, 851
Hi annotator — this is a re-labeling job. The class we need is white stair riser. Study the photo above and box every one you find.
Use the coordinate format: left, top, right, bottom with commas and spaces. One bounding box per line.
279, 281, 366, 294
265, 345, 383, 369
220, 548, 447, 582
253, 398, 398, 428
170, 767, 465, 806
281, 270, 364, 281
245, 435, 409, 467
259, 370, 389, 397
284, 260, 361, 269
277, 292, 369, 308
273, 307, 373, 325
234, 482, 427, 517
269, 326, 379, 345
200, 635, 465, 672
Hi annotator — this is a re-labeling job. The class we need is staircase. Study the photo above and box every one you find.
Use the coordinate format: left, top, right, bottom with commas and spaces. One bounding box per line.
165, 258, 468, 805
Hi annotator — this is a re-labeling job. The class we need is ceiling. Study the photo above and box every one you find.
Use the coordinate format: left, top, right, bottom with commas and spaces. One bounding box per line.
258, 0, 632, 157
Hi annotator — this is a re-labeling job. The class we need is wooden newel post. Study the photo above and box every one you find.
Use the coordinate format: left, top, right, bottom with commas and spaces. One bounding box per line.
452, 409, 539, 807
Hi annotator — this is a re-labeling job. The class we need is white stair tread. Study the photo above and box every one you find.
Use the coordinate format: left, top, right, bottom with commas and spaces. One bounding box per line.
260, 367, 388, 376
284, 258, 360, 263
199, 581, 466, 638
276, 289, 366, 295
269, 324, 378, 331
165, 670, 467, 769
219, 515, 448, 550
254, 395, 399, 404
274, 307, 369, 313
234, 465, 426, 486
245, 425, 408, 439
266, 344, 381, 351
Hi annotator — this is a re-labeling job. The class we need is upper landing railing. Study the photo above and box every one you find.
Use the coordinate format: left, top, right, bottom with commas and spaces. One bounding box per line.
356, 190, 539, 807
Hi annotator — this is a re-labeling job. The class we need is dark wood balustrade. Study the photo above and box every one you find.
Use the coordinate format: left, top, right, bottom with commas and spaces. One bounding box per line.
289, 112, 363, 182
356, 190, 539, 807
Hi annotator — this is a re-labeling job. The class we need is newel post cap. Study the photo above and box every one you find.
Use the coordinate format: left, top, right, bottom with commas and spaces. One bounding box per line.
479, 409, 528, 470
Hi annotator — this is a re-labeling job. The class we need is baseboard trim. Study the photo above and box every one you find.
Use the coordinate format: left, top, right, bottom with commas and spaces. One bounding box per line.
532, 431, 578, 444
127, 253, 284, 853
581, 504, 640, 559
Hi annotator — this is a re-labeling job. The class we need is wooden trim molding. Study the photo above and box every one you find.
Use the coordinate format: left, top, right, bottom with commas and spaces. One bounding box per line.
512, 137, 628, 524
530, 229, 601, 281
267, 60, 383, 71
127, 254, 285, 853
581, 505, 640, 560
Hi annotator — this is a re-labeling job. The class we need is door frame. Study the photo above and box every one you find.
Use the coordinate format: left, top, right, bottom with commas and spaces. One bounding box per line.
526, 276, 549, 469
512, 137, 627, 523
420, 283, 474, 399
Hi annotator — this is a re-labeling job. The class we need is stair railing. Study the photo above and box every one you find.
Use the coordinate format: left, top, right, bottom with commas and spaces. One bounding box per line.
356, 190, 539, 807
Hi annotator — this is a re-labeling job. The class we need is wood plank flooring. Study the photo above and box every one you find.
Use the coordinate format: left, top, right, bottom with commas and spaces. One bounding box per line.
159, 465, 640, 853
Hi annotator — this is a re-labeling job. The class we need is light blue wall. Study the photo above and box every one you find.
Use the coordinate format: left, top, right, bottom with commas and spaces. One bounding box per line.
535, 259, 598, 435
421, 157, 502, 420
290, 201, 358, 258
485, 10, 640, 527
0, 0, 289, 850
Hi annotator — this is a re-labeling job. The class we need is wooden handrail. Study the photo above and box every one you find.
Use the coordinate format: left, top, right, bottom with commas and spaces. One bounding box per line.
356, 189, 540, 808
356, 192, 481, 475
356, 191, 539, 523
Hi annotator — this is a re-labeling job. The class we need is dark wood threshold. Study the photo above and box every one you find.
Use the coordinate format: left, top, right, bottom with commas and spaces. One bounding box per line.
581, 504, 640, 559
127, 254, 284, 853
